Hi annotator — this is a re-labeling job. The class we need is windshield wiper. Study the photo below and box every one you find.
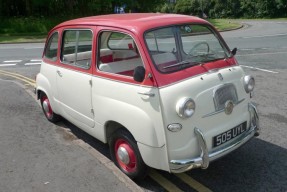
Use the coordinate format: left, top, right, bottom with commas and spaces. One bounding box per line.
189, 53, 222, 63
162, 53, 220, 70
190, 53, 215, 59
163, 60, 194, 69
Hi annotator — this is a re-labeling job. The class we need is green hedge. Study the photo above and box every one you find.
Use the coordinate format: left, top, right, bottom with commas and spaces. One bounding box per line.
0, 17, 64, 34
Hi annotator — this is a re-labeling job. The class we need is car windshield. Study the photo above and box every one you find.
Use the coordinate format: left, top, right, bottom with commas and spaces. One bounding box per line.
144, 24, 230, 73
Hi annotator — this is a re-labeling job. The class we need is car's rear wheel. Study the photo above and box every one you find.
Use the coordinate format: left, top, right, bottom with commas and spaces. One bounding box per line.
40, 93, 61, 123
109, 128, 148, 180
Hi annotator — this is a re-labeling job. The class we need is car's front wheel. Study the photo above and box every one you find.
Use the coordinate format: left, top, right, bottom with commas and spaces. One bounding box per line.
109, 128, 148, 180
40, 93, 61, 123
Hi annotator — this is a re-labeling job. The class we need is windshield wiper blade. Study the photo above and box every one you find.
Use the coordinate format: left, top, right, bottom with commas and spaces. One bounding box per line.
189, 53, 215, 59
163, 60, 191, 69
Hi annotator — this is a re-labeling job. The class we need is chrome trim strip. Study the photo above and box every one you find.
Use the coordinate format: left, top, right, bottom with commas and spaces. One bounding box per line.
194, 128, 209, 169
137, 91, 155, 97
202, 98, 245, 118
213, 83, 238, 111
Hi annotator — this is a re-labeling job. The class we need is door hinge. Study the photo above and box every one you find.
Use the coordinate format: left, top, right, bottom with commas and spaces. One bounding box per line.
89, 80, 92, 86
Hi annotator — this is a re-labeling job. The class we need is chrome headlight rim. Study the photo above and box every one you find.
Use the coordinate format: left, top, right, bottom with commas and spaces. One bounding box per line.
176, 98, 196, 119
243, 75, 255, 93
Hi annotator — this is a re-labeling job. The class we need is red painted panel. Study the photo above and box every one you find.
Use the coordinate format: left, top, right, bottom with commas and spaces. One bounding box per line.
118, 70, 134, 76
113, 55, 139, 62
100, 54, 113, 63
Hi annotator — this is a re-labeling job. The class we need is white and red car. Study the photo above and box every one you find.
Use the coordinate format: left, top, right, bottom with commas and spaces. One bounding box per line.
36, 13, 260, 179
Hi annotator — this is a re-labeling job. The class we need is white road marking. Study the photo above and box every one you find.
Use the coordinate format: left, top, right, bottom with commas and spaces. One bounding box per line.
24, 47, 43, 49
241, 33, 287, 39
239, 48, 254, 51
24, 63, 42, 66
3, 60, 22, 63
240, 65, 279, 74
0, 64, 17, 67
30, 59, 42, 62
237, 51, 287, 57
261, 48, 272, 50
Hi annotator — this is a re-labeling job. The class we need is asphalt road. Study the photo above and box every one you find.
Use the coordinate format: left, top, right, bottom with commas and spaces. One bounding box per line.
0, 20, 286, 192
0, 80, 135, 192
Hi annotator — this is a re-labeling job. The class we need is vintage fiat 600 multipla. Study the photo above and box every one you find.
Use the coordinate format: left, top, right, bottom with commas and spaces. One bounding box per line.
36, 13, 260, 179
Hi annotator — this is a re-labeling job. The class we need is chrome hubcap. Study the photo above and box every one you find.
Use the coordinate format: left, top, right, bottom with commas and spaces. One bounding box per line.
117, 146, 130, 165
43, 100, 50, 114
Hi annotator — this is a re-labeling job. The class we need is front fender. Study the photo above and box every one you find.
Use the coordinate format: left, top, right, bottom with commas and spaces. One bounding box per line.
96, 97, 162, 147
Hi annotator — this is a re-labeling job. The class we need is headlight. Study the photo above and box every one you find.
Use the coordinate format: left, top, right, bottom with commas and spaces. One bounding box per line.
243, 75, 255, 93
176, 98, 196, 118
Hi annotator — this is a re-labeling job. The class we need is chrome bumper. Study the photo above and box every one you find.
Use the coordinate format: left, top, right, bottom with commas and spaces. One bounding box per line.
169, 103, 260, 173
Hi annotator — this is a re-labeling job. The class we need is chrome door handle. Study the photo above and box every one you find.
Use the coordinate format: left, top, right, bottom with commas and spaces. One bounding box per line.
57, 70, 62, 77
138, 92, 155, 97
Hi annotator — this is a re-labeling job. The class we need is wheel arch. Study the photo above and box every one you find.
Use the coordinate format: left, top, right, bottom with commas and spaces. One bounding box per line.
105, 120, 125, 141
36, 73, 59, 114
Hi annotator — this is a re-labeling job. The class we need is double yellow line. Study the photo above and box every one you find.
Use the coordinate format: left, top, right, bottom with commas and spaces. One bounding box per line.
0, 69, 36, 87
149, 170, 212, 192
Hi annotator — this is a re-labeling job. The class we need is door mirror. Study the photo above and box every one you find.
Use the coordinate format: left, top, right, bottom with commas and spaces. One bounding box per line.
231, 47, 237, 56
133, 66, 145, 82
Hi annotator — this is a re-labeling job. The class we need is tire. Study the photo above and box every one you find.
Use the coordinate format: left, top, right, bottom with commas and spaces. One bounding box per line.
109, 128, 148, 180
40, 93, 61, 123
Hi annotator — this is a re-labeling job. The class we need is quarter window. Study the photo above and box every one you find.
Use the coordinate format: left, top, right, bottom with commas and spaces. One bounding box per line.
61, 30, 92, 69
44, 33, 58, 61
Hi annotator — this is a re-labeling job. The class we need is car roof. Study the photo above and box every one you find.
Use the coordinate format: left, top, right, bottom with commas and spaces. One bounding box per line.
53, 13, 209, 34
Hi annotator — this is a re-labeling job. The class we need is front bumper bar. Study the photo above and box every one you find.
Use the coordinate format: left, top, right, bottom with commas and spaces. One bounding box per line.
169, 103, 260, 173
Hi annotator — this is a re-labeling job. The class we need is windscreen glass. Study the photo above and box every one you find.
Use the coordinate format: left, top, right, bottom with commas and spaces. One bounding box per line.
145, 24, 230, 73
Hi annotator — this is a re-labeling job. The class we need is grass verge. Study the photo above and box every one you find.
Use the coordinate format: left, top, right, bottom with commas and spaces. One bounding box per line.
208, 19, 243, 31
0, 34, 46, 43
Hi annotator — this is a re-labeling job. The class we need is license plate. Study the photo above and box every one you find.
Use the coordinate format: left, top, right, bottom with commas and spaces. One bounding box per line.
213, 122, 247, 147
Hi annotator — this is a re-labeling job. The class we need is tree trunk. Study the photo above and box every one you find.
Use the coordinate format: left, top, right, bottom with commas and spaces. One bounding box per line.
25, 0, 31, 16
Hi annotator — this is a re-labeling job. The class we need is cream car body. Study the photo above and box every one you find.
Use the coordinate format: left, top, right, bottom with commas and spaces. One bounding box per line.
36, 13, 259, 179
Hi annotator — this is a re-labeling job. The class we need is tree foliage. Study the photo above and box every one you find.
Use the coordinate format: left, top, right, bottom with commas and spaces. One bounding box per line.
169, 0, 287, 18
0, 0, 286, 18
0, 0, 165, 17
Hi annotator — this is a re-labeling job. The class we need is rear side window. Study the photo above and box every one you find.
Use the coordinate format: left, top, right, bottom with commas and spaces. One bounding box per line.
44, 32, 58, 61
108, 32, 134, 50
61, 29, 92, 69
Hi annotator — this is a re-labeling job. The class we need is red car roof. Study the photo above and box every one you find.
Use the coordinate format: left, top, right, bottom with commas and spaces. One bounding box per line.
53, 13, 209, 34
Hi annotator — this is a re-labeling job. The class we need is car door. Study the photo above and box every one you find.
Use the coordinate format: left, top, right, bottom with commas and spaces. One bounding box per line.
91, 28, 166, 147
56, 28, 95, 128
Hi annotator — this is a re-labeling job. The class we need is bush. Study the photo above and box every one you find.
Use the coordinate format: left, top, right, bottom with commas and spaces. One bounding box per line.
0, 17, 64, 34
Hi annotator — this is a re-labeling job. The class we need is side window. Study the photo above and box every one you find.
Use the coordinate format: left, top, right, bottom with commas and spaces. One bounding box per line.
145, 28, 177, 53
61, 30, 92, 69
44, 33, 58, 61
98, 31, 144, 77
108, 32, 134, 49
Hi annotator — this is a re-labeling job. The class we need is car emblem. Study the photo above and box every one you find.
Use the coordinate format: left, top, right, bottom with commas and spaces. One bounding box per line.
225, 100, 234, 115
218, 73, 223, 81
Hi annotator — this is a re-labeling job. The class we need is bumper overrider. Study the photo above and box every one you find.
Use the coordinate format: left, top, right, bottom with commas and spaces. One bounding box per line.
169, 102, 260, 173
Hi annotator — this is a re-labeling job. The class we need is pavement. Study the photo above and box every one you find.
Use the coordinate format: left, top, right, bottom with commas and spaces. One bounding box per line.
0, 79, 142, 192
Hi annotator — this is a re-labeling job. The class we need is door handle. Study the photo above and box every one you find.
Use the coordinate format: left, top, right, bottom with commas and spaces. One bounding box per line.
57, 70, 62, 77
138, 92, 155, 97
